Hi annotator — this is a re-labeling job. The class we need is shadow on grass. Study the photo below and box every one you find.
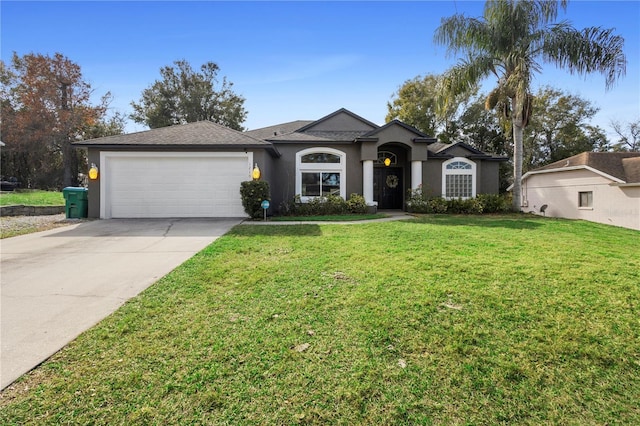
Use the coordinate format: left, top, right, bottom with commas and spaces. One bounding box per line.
230, 224, 323, 236
412, 214, 545, 230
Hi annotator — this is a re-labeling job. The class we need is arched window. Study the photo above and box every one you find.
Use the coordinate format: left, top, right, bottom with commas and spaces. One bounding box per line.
296, 148, 346, 201
442, 158, 476, 199
376, 151, 397, 165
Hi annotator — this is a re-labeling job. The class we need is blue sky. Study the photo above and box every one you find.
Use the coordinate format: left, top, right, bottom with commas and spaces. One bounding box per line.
2, 1, 639, 141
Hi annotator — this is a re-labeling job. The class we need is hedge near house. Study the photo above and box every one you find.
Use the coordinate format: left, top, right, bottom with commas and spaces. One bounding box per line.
240, 181, 270, 219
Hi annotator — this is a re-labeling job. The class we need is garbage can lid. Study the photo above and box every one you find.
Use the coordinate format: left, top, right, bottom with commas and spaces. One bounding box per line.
62, 187, 88, 192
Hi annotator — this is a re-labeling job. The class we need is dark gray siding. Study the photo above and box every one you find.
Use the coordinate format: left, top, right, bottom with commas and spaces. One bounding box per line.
478, 161, 500, 194
268, 143, 363, 212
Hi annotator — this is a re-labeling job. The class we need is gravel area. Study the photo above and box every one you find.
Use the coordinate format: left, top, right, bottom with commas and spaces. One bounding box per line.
0, 214, 74, 237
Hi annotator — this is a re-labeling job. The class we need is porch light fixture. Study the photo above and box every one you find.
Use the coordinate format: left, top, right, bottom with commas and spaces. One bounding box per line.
252, 163, 261, 180
88, 163, 99, 180
384, 157, 391, 167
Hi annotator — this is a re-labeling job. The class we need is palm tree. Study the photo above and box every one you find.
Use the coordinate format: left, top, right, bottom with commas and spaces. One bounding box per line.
434, 0, 626, 210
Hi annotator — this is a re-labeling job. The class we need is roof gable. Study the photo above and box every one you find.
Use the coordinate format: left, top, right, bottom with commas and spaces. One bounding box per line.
297, 108, 379, 133
360, 120, 435, 143
361, 119, 433, 140
429, 141, 495, 158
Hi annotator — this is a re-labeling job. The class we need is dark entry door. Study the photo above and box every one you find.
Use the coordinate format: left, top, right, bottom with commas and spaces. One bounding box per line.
374, 167, 403, 209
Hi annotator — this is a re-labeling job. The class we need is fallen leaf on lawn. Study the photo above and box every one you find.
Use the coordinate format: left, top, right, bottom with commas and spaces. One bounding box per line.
292, 343, 310, 352
442, 302, 463, 310
307, 330, 315, 336
398, 359, 407, 369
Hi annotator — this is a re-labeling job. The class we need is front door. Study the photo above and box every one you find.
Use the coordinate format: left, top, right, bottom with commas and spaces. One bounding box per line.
374, 167, 403, 209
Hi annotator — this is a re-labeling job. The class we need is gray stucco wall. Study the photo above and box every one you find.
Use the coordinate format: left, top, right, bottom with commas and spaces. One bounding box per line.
422, 159, 444, 197
421, 158, 501, 198
267, 143, 363, 212
87, 148, 101, 218
478, 161, 500, 194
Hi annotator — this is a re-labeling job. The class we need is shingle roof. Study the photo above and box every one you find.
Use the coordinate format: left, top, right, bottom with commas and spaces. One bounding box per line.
245, 120, 313, 140
621, 157, 640, 183
74, 121, 272, 147
247, 109, 379, 143
535, 152, 640, 182
427, 142, 453, 154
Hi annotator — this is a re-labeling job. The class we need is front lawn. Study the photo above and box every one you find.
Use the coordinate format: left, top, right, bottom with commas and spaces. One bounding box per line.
1, 215, 638, 424
0, 190, 64, 206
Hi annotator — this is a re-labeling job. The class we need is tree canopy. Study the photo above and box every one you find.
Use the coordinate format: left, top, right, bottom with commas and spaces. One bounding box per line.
386, 74, 443, 137
1, 52, 123, 189
610, 119, 640, 152
130, 60, 247, 131
434, 0, 626, 210
524, 87, 608, 171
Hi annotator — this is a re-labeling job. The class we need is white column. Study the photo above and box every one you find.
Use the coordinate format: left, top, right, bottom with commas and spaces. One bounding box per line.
362, 160, 374, 205
411, 160, 422, 189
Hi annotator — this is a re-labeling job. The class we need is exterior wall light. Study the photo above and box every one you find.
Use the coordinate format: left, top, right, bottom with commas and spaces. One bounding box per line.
89, 163, 99, 180
252, 163, 261, 180
384, 157, 391, 167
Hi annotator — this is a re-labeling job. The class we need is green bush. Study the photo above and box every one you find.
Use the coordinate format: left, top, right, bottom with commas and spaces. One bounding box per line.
406, 187, 511, 215
406, 188, 429, 213
346, 193, 367, 214
448, 197, 483, 214
407, 187, 448, 214
427, 197, 449, 214
475, 193, 512, 213
282, 193, 368, 216
240, 180, 270, 219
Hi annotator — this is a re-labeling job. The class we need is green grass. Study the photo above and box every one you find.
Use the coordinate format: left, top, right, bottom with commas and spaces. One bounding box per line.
1, 215, 639, 424
0, 190, 64, 206
270, 213, 388, 222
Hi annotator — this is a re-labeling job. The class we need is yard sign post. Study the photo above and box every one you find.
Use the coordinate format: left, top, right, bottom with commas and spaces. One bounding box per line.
261, 199, 270, 221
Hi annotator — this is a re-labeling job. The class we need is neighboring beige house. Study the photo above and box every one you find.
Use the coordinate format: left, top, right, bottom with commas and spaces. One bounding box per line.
521, 152, 640, 231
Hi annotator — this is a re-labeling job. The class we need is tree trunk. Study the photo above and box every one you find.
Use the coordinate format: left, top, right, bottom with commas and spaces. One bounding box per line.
62, 138, 73, 188
512, 118, 524, 211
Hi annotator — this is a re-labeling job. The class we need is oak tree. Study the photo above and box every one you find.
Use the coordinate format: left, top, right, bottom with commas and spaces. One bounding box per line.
1, 52, 122, 188
130, 60, 247, 131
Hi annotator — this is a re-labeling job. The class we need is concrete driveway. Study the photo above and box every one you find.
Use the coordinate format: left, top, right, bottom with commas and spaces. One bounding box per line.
0, 218, 242, 390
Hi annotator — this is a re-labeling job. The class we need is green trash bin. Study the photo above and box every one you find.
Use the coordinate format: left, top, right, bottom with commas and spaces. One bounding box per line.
63, 187, 88, 219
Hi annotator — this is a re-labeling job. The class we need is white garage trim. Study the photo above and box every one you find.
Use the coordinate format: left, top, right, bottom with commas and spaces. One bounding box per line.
100, 151, 253, 219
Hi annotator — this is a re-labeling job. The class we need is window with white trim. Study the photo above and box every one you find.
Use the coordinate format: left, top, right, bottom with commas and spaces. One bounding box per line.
296, 148, 346, 201
442, 158, 476, 199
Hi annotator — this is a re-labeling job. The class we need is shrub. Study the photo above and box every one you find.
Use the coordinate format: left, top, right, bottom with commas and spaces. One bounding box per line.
447, 197, 483, 214
240, 180, 270, 219
406, 187, 448, 214
281, 193, 368, 216
406, 187, 514, 215
476, 193, 512, 213
346, 193, 367, 214
427, 197, 449, 214
406, 187, 429, 213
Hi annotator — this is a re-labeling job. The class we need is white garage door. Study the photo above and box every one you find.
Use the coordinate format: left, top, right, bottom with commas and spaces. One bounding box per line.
101, 152, 252, 218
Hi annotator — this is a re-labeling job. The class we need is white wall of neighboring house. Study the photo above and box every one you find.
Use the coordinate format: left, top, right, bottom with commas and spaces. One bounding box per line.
522, 168, 640, 231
